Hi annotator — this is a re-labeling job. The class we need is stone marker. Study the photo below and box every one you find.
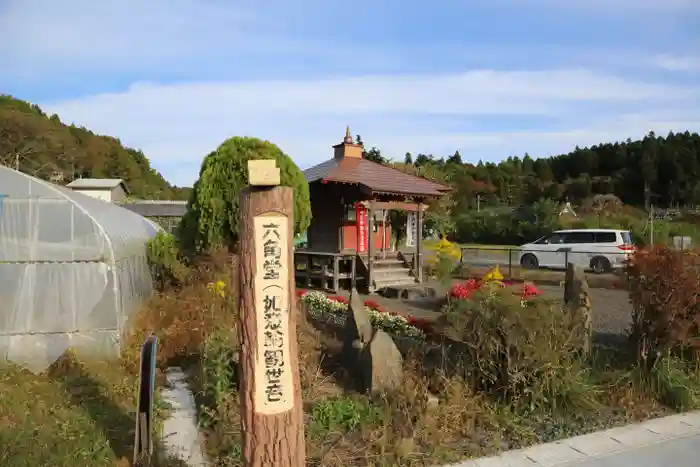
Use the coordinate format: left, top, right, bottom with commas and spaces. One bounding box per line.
564, 262, 593, 355
342, 287, 374, 358
359, 329, 404, 394
340, 287, 403, 393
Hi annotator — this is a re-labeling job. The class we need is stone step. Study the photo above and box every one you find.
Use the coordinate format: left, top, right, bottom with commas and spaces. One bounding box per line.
373, 259, 405, 268
374, 277, 419, 289
372, 267, 412, 279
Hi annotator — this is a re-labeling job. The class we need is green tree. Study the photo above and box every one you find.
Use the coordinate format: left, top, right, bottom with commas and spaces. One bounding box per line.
363, 146, 386, 164
533, 158, 553, 182
447, 150, 463, 165
404, 152, 413, 165
179, 137, 311, 253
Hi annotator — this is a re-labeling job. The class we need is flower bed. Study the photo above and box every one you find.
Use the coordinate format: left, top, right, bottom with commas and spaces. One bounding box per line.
448, 266, 543, 306
298, 290, 428, 340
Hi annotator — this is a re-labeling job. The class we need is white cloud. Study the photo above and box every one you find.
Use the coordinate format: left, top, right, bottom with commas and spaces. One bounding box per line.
4, 0, 698, 187
654, 55, 700, 72
40, 70, 699, 186
485, 0, 700, 10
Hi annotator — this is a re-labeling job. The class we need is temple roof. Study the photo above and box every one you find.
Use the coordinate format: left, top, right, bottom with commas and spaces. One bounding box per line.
304, 157, 451, 198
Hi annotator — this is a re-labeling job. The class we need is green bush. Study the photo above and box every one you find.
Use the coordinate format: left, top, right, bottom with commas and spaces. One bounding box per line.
179, 136, 312, 253
310, 396, 381, 433
439, 285, 595, 411
146, 232, 188, 290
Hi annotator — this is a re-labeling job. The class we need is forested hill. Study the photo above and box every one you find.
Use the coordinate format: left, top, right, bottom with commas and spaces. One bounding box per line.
372, 130, 700, 209
0, 95, 189, 200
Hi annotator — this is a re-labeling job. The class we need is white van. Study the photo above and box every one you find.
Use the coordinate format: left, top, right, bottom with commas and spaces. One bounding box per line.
518, 229, 635, 273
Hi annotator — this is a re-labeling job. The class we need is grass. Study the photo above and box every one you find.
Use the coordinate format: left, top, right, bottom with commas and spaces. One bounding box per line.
0, 249, 234, 467
0, 353, 190, 467
0, 357, 135, 467
191, 282, 699, 466
2, 246, 699, 466
423, 239, 517, 251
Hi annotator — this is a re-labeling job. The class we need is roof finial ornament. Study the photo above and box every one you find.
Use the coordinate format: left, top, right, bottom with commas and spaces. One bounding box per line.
344, 125, 353, 144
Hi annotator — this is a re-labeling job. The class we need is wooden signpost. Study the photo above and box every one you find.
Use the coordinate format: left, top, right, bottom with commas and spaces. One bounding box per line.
133, 334, 158, 467
237, 159, 306, 466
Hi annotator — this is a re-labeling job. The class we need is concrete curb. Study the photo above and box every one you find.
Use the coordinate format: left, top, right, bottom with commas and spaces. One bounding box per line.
442, 411, 700, 467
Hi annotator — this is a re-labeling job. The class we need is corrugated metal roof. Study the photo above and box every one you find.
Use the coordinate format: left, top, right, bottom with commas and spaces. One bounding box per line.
304, 157, 450, 197
118, 200, 187, 217
66, 178, 130, 194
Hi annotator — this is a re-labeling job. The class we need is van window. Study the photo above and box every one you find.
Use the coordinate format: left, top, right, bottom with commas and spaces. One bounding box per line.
621, 231, 633, 244
595, 232, 617, 243
563, 231, 595, 243
535, 233, 565, 244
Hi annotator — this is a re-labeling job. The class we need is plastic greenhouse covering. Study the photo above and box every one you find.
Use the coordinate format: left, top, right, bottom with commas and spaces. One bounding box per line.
0, 166, 161, 373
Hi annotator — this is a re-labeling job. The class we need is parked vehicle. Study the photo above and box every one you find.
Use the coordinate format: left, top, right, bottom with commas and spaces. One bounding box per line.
518, 229, 635, 273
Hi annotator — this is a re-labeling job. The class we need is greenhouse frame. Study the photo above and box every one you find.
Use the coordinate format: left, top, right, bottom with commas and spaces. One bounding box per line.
0, 166, 160, 373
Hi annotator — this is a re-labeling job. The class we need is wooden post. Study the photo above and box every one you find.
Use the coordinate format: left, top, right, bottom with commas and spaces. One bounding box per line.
133, 335, 158, 467
238, 160, 306, 467
367, 205, 375, 293
416, 203, 423, 283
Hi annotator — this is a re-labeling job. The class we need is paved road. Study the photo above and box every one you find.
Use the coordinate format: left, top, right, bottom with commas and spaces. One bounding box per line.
448, 412, 700, 467
572, 434, 698, 467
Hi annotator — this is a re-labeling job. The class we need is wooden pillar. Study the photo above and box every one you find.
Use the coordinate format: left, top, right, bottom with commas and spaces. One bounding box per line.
416, 203, 423, 283
350, 254, 357, 290
238, 160, 306, 467
305, 255, 312, 288
332, 255, 340, 292
367, 205, 374, 293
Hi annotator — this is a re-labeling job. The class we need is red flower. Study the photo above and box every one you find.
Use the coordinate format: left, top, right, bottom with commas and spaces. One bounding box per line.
405, 315, 433, 334
295, 290, 307, 298
363, 299, 385, 313
449, 278, 481, 300
327, 295, 348, 304
519, 282, 542, 299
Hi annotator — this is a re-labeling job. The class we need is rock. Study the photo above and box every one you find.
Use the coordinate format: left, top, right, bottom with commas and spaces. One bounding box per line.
396, 437, 416, 458
359, 329, 404, 394
426, 392, 439, 410
564, 263, 593, 354
342, 287, 374, 361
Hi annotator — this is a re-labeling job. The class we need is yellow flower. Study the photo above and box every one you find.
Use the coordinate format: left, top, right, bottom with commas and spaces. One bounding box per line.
482, 265, 504, 283
207, 280, 226, 298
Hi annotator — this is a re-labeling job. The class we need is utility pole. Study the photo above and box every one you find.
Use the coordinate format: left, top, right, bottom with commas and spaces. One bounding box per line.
649, 205, 654, 246
476, 194, 481, 212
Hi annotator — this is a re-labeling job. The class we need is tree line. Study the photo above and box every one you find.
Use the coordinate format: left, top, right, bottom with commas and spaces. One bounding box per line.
0, 95, 189, 200
358, 130, 700, 211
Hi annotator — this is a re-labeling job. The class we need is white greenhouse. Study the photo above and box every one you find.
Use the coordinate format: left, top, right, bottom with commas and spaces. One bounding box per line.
0, 166, 160, 373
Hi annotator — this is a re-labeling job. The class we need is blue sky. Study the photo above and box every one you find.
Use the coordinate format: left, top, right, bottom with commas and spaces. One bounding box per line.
1, 0, 699, 186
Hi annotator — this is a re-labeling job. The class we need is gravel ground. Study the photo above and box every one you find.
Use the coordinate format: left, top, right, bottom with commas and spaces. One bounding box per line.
538, 285, 633, 336
330, 282, 634, 338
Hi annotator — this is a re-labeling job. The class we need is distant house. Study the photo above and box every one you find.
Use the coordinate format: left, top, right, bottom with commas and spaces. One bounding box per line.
117, 200, 188, 233
66, 178, 129, 203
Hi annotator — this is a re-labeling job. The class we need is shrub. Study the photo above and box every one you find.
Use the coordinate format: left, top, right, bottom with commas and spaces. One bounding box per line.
200, 328, 239, 427
439, 286, 593, 410
125, 249, 235, 368
425, 238, 461, 283
146, 232, 188, 290
179, 136, 311, 254
310, 396, 381, 433
627, 245, 700, 367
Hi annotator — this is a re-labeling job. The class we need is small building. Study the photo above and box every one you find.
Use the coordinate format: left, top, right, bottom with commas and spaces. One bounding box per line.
66, 178, 129, 203
295, 127, 450, 292
117, 200, 188, 233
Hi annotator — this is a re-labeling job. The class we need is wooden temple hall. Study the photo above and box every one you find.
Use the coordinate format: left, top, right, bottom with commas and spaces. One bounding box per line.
294, 128, 450, 293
